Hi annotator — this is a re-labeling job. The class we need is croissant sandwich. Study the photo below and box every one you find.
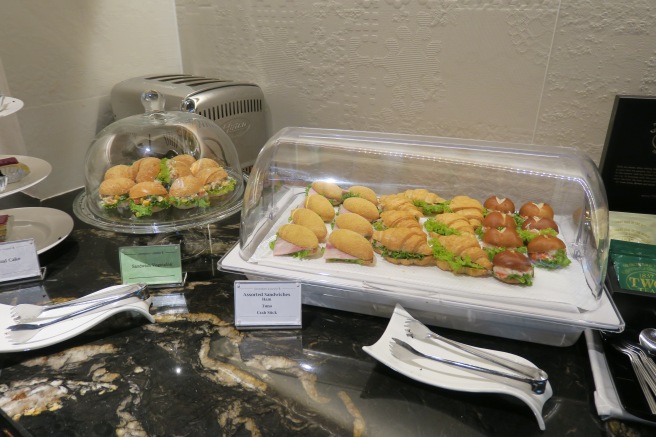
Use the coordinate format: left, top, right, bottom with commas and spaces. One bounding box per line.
402, 189, 449, 215
431, 234, 492, 277
379, 194, 423, 218
424, 213, 475, 236
371, 228, 434, 266
450, 195, 484, 227
375, 210, 422, 231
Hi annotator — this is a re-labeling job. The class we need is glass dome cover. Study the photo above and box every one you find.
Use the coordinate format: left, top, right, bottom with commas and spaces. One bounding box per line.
74, 90, 244, 234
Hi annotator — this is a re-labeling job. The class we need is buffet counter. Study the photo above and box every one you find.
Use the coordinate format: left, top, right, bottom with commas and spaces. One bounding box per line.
0, 189, 650, 436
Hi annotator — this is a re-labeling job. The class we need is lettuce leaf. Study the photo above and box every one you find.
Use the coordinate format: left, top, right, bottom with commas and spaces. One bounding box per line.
532, 249, 571, 269
429, 238, 484, 271
372, 241, 426, 260
413, 200, 451, 215
424, 218, 461, 236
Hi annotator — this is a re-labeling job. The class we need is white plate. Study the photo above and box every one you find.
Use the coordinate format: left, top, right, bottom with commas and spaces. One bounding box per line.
0, 285, 154, 353
0, 96, 23, 117
0, 207, 74, 254
362, 304, 553, 431
0, 155, 52, 198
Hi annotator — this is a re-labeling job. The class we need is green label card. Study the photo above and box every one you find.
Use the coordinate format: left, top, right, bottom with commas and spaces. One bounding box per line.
119, 244, 182, 285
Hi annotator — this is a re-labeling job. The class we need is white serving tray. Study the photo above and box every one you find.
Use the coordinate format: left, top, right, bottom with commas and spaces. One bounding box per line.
220, 188, 624, 346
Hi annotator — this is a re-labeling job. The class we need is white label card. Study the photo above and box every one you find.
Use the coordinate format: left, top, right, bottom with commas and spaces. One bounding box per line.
0, 239, 41, 283
234, 281, 302, 329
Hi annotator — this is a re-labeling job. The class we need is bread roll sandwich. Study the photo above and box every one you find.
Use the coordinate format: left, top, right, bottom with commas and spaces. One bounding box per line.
304, 194, 335, 222
195, 167, 236, 199
171, 154, 197, 166
190, 157, 221, 175
308, 181, 344, 206
98, 177, 135, 210
371, 228, 434, 266
482, 227, 524, 249
527, 235, 571, 269
519, 216, 559, 243
379, 193, 423, 218
324, 229, 374, 265
431, 234, 492, 277
334, 213, 374, 238
519, 202, 554, 220
344, 185, 378, 205
290, 208, 327, 241
403, 189, 449, 215
129, 181, 169, 217
484, 196, 515, 214
104, 164, 133, 181
168, 175, 210, 209
0, 157, 30, 183
270, 223, 320, 259
481, 211, 517, 230
340, 197, 380, 222
424, 213, 474, 236
132, 157, 161, 183
374, 210, 422, 231
492, 251, 534, 285
157, 158, 192, 185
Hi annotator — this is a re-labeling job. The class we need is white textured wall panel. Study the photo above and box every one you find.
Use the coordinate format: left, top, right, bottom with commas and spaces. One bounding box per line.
176, 0, 656, 165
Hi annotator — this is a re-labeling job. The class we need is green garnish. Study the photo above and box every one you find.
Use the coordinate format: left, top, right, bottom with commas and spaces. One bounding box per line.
424, 218, 461, 236
533, 249, 571, 269
429, 238, 484, 271
413, 200, 451, 215
372, 241, 426, 260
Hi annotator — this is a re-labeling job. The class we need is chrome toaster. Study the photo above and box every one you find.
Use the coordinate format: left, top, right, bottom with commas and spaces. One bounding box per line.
110, 74, 270, 172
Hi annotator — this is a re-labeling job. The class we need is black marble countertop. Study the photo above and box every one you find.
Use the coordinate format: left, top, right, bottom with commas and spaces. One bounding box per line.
0, 190, 652, 436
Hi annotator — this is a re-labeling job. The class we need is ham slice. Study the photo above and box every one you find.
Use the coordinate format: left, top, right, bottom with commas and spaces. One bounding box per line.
273, 238, 305, 256
323, 242, 358, 260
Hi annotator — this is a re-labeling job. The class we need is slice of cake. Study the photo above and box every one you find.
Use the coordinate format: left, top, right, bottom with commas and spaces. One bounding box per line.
0, 214, 13, 242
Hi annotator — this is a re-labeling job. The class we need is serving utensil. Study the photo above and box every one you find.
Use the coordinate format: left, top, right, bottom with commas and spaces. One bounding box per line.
613, 342, 656, 414
640, 328, 656, 355
5, 284, 149, 344
390, 337, 548, 394
10, 283, 148, 323
404, 319, 548, 383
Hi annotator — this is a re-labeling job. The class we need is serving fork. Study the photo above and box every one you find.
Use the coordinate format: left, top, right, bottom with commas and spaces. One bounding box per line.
10, 283, 147, 323
404, 319, 548, 383
5, 284, 149, 344
390, 337, 548, 394
613, 342, 656, 414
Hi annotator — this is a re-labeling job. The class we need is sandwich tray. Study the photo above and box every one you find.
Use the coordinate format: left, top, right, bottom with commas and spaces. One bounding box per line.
219, 188, 624, 347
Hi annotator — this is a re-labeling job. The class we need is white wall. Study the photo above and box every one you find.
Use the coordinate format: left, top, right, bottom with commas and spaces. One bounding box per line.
1, 1, 655, 199
176, 0, 656, 164
0, 0, 182, 199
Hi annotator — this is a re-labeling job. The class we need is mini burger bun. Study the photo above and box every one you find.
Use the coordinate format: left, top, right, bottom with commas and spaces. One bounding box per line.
311, 181, 343, 204
277, 223, 319, 249
335, 213, 374, 238
521, 216, 559, 233
195, 167, 228, 184
104, 164, 133, 181
190, 158, 220, 175
346, 185, 378, 205
133, 157, 161, 183
328, 229, 374, 263
129, 181, 168, 199
519, 202, 554, 219
482, 211, 516, 229
484, 196, 515, 213
291, 208, 328, 241
527, 234, 566, 253
99, 177, 135, 196
171, 154, 197, 166
482, 227, 523, 248
304, 194, 335, 222
342, 197, 380, 222
169, 175, 203, 197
